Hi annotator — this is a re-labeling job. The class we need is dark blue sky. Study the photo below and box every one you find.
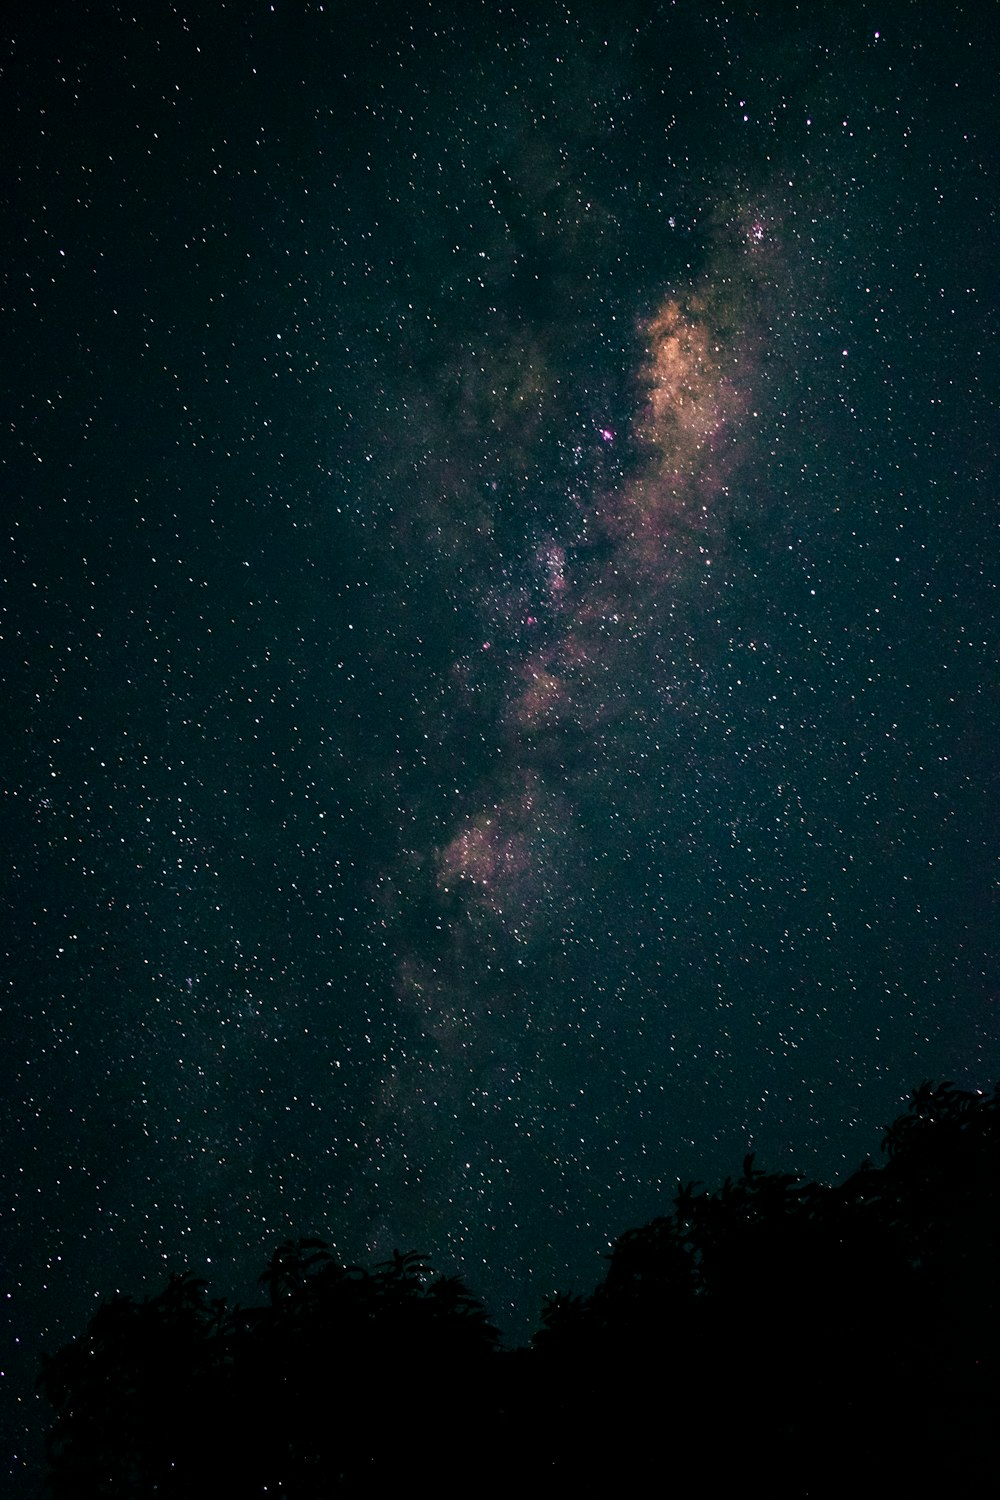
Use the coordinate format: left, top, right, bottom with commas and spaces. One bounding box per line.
4, 3, 997, 1490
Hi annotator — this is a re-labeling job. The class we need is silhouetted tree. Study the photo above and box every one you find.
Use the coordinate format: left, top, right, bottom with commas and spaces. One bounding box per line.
40, 1081, 1000, 1494
528, 1080, 1000, 1486
40, 1244, 500, 1496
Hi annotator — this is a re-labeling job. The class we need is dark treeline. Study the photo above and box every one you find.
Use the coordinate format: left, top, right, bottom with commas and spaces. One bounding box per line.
40, 1080, 1000, 1494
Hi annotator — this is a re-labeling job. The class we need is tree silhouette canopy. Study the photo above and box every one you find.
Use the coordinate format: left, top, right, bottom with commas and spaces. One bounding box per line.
40, 1080, 1000, 1494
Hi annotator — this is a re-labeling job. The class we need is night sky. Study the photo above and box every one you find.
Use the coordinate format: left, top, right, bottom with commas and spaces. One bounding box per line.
4, 1, 997, 1486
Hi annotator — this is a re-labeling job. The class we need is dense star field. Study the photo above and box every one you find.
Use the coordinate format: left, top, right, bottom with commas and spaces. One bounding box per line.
3, 2, 997, 1486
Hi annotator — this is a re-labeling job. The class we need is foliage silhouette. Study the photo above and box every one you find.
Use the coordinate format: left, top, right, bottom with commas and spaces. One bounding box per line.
40, 1244, 500, 1496
527, 1079, 1000, 1486
40, 1081, 1000, 1494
